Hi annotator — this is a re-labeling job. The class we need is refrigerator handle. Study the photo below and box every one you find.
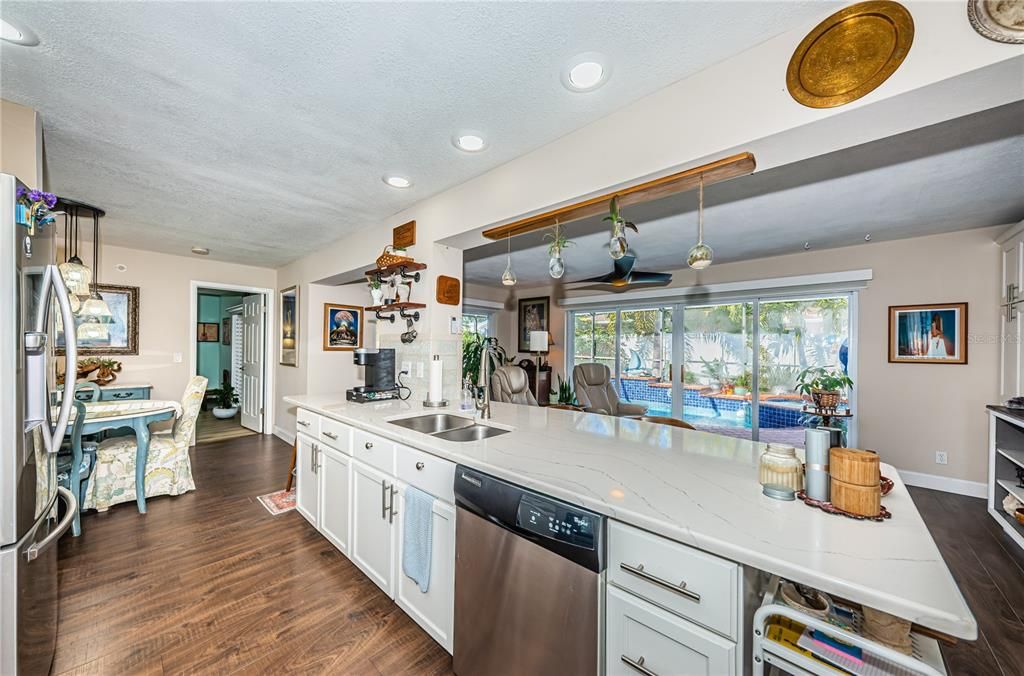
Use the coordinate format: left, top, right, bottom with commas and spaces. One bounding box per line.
34, 266, 77, 454
24, 487, 77, 561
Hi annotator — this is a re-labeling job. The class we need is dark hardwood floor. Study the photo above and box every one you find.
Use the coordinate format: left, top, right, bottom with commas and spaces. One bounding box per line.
908, 486, 1024, 676
53, 434, 1024, 675
53, 434, 453, 675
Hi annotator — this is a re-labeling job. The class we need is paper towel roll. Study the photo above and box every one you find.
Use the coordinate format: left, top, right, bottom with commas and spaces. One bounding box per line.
428, 356, 443, 403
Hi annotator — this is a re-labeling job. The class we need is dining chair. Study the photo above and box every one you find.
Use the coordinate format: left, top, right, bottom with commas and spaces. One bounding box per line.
83, 376, 207, 512
634, 415, 696, 430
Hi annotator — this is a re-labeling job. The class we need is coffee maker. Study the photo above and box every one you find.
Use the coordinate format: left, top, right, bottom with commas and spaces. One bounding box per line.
346, 348, 401, 403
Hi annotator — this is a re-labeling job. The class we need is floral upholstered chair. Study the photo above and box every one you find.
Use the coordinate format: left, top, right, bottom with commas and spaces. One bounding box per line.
83, 376, 208, 512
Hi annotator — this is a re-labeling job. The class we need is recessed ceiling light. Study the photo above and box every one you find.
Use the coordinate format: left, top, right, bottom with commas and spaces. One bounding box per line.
453, 133, 486, 153
383, 175, 412, 189
562, 53, 610, 92
1, 18, 38, 46
191, 246, 210, 256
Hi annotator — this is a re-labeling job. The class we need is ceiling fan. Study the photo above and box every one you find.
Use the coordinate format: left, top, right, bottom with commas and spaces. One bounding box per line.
570, 254, 672, 290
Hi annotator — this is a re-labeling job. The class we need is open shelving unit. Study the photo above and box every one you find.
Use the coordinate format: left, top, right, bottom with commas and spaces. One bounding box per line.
753, 577, 946, 676
363, 261, 427, 324
986, 406, 1024, 552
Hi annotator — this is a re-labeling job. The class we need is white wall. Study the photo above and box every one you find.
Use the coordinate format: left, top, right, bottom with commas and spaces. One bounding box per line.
65, 242, 276, 402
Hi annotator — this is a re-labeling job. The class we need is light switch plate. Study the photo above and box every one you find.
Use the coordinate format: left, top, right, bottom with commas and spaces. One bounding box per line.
450, 316, 460, 334
173, 352, 183, 363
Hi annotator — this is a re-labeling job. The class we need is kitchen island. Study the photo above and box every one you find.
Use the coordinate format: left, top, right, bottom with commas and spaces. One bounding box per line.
285, 393, 976, 672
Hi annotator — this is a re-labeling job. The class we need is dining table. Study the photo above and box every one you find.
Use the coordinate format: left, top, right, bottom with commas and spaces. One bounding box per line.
57, 399, 180, 536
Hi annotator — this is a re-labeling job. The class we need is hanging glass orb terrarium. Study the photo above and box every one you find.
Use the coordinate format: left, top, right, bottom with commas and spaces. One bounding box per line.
544, 221, 572, 279
687, 174, 714, 270
603, 196, 636, 260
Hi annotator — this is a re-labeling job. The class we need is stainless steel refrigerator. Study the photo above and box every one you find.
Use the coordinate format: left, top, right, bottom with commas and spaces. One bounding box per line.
0, 173, 78, 674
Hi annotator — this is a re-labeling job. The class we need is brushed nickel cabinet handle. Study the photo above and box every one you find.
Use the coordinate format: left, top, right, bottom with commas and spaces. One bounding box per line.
620, 562, 701, 603
621, 655, 657, 676
381, 479, 388, 519
388, 485, 398, 524
297, 420, 310, 427
415, 461, 425, 471
322, 431, 338, 439
365, 441, 373, 450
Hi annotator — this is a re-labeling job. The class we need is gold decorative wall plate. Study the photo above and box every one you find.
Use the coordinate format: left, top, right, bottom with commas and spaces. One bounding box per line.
787, 1, 914, 109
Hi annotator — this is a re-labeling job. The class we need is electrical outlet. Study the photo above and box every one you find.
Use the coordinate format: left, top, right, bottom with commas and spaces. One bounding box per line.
935, 451, 948, 465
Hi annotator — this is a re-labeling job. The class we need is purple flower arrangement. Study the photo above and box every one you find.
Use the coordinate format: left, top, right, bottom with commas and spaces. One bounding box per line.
16, 185, 58, 209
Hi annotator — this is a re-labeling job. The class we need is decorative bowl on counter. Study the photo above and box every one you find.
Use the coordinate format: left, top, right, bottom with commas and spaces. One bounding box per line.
1016, 507, 1024, 527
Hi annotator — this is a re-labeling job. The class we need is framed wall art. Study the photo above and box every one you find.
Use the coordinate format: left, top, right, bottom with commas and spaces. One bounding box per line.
518, 296, 550, 353
197, 322, 219, 343
56, 284, 140, 356
280, 285, 299, 366
888, 302, 968, 364
324, 303, 363, 351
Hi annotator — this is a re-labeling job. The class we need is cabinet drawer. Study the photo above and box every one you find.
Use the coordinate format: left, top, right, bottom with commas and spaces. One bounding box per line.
396, 445, 455, 503
608, 520, 739, 640
606, 585, 735, 676
353, 429, 395, 474
296, 409, 320, 438
319, 417, 351, 454
101, 387, 150, 401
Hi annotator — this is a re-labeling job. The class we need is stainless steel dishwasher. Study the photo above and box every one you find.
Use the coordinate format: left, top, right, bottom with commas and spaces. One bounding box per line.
453, 465, 605, 676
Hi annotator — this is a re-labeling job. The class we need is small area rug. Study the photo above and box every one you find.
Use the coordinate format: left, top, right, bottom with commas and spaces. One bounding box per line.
257, 488, 296, 515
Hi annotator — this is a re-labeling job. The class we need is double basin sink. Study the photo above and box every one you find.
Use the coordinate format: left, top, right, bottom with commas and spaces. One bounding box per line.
388, 413, 510, 442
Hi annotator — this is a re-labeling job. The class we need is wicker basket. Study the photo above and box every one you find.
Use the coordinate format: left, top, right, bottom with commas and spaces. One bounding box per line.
375, 245, 413, 269
811, 388, 841, 412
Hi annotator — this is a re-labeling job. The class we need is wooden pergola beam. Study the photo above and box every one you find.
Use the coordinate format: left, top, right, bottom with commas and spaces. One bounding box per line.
481, 152, 756, 240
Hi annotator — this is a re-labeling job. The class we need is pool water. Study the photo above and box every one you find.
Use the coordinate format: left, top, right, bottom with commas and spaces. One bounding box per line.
643, 402, 751, 429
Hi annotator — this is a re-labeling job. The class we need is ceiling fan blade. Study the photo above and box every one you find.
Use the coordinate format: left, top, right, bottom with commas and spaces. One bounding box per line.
612, 254, 637, 279
572, 271, 619, 284
629, 270, 673, 285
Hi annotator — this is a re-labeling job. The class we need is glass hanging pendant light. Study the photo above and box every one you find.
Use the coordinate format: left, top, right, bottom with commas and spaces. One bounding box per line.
58, 207, 92, 299
501, 232, 517, 286
548, 221, 566, 279
687, 174, 714, 270
78, 208, 114, 324
76, 316, 110, 342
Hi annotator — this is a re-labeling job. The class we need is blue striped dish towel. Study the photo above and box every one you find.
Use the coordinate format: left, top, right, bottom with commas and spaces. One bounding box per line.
402, 485, 435, 593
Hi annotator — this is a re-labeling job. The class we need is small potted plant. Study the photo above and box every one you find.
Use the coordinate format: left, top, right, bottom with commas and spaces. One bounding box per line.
367, 276, 383, 306
795, 367, 853, 413
733, 371, 752, 397
543, 224, 574, 279
212, 384, 240, 419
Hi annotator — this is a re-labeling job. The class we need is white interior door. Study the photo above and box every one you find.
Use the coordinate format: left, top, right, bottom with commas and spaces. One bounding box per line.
241, 294, 264, 433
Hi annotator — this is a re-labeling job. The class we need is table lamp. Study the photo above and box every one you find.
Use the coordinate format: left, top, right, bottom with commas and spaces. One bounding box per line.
530, 330, 549, 401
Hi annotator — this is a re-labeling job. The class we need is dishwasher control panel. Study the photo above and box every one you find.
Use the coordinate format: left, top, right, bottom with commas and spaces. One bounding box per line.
517, 494, 596, 550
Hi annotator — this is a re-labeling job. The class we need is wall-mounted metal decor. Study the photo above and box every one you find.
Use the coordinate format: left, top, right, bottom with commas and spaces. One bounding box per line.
787, 1, 914, 109
968, 0, 1024, 44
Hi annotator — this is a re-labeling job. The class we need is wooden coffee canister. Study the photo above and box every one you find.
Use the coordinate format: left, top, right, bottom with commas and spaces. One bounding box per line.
830, 448, 881, 517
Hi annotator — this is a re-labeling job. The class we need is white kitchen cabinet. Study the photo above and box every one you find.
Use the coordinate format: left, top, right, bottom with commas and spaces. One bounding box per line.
351, 459, 397, 596
318, 446, 351, 554
606, 585, 736, 676
394, 481, 456, 653
1001, 228, 1024, 401
295, 433, 320, 526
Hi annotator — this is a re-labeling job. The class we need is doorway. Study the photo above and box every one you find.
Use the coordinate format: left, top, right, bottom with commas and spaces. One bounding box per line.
189, 281, 274, 444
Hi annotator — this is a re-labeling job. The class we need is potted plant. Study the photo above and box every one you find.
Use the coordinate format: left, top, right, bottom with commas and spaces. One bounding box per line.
543, 224, 574, 279
367, 276, 383, 306
603, 196, 638, 260
556, 375, 578, 406
212, 384, 240, 419
733, 371, 752, 397
795, 367, 853, 413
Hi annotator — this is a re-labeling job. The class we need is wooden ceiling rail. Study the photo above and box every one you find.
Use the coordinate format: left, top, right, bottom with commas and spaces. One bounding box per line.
481, 151, 755, 241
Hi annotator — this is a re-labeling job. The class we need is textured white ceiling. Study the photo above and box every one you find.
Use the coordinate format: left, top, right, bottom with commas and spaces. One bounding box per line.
463, 102, 1024, 286
0, 1, 832, 268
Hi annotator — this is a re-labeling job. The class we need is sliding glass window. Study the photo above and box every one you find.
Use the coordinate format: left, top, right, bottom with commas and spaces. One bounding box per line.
566, 294, 853, 447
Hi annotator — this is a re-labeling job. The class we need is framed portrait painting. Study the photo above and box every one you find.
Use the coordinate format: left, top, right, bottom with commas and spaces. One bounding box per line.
323, 304, 363, 351
56, 284, 139, 356
518, 296, 550, 353
888, 303, 967, 364
280, 286, 298, 366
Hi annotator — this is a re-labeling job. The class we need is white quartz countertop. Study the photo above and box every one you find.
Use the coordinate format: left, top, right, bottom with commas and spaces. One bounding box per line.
285, 394, 976, 639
